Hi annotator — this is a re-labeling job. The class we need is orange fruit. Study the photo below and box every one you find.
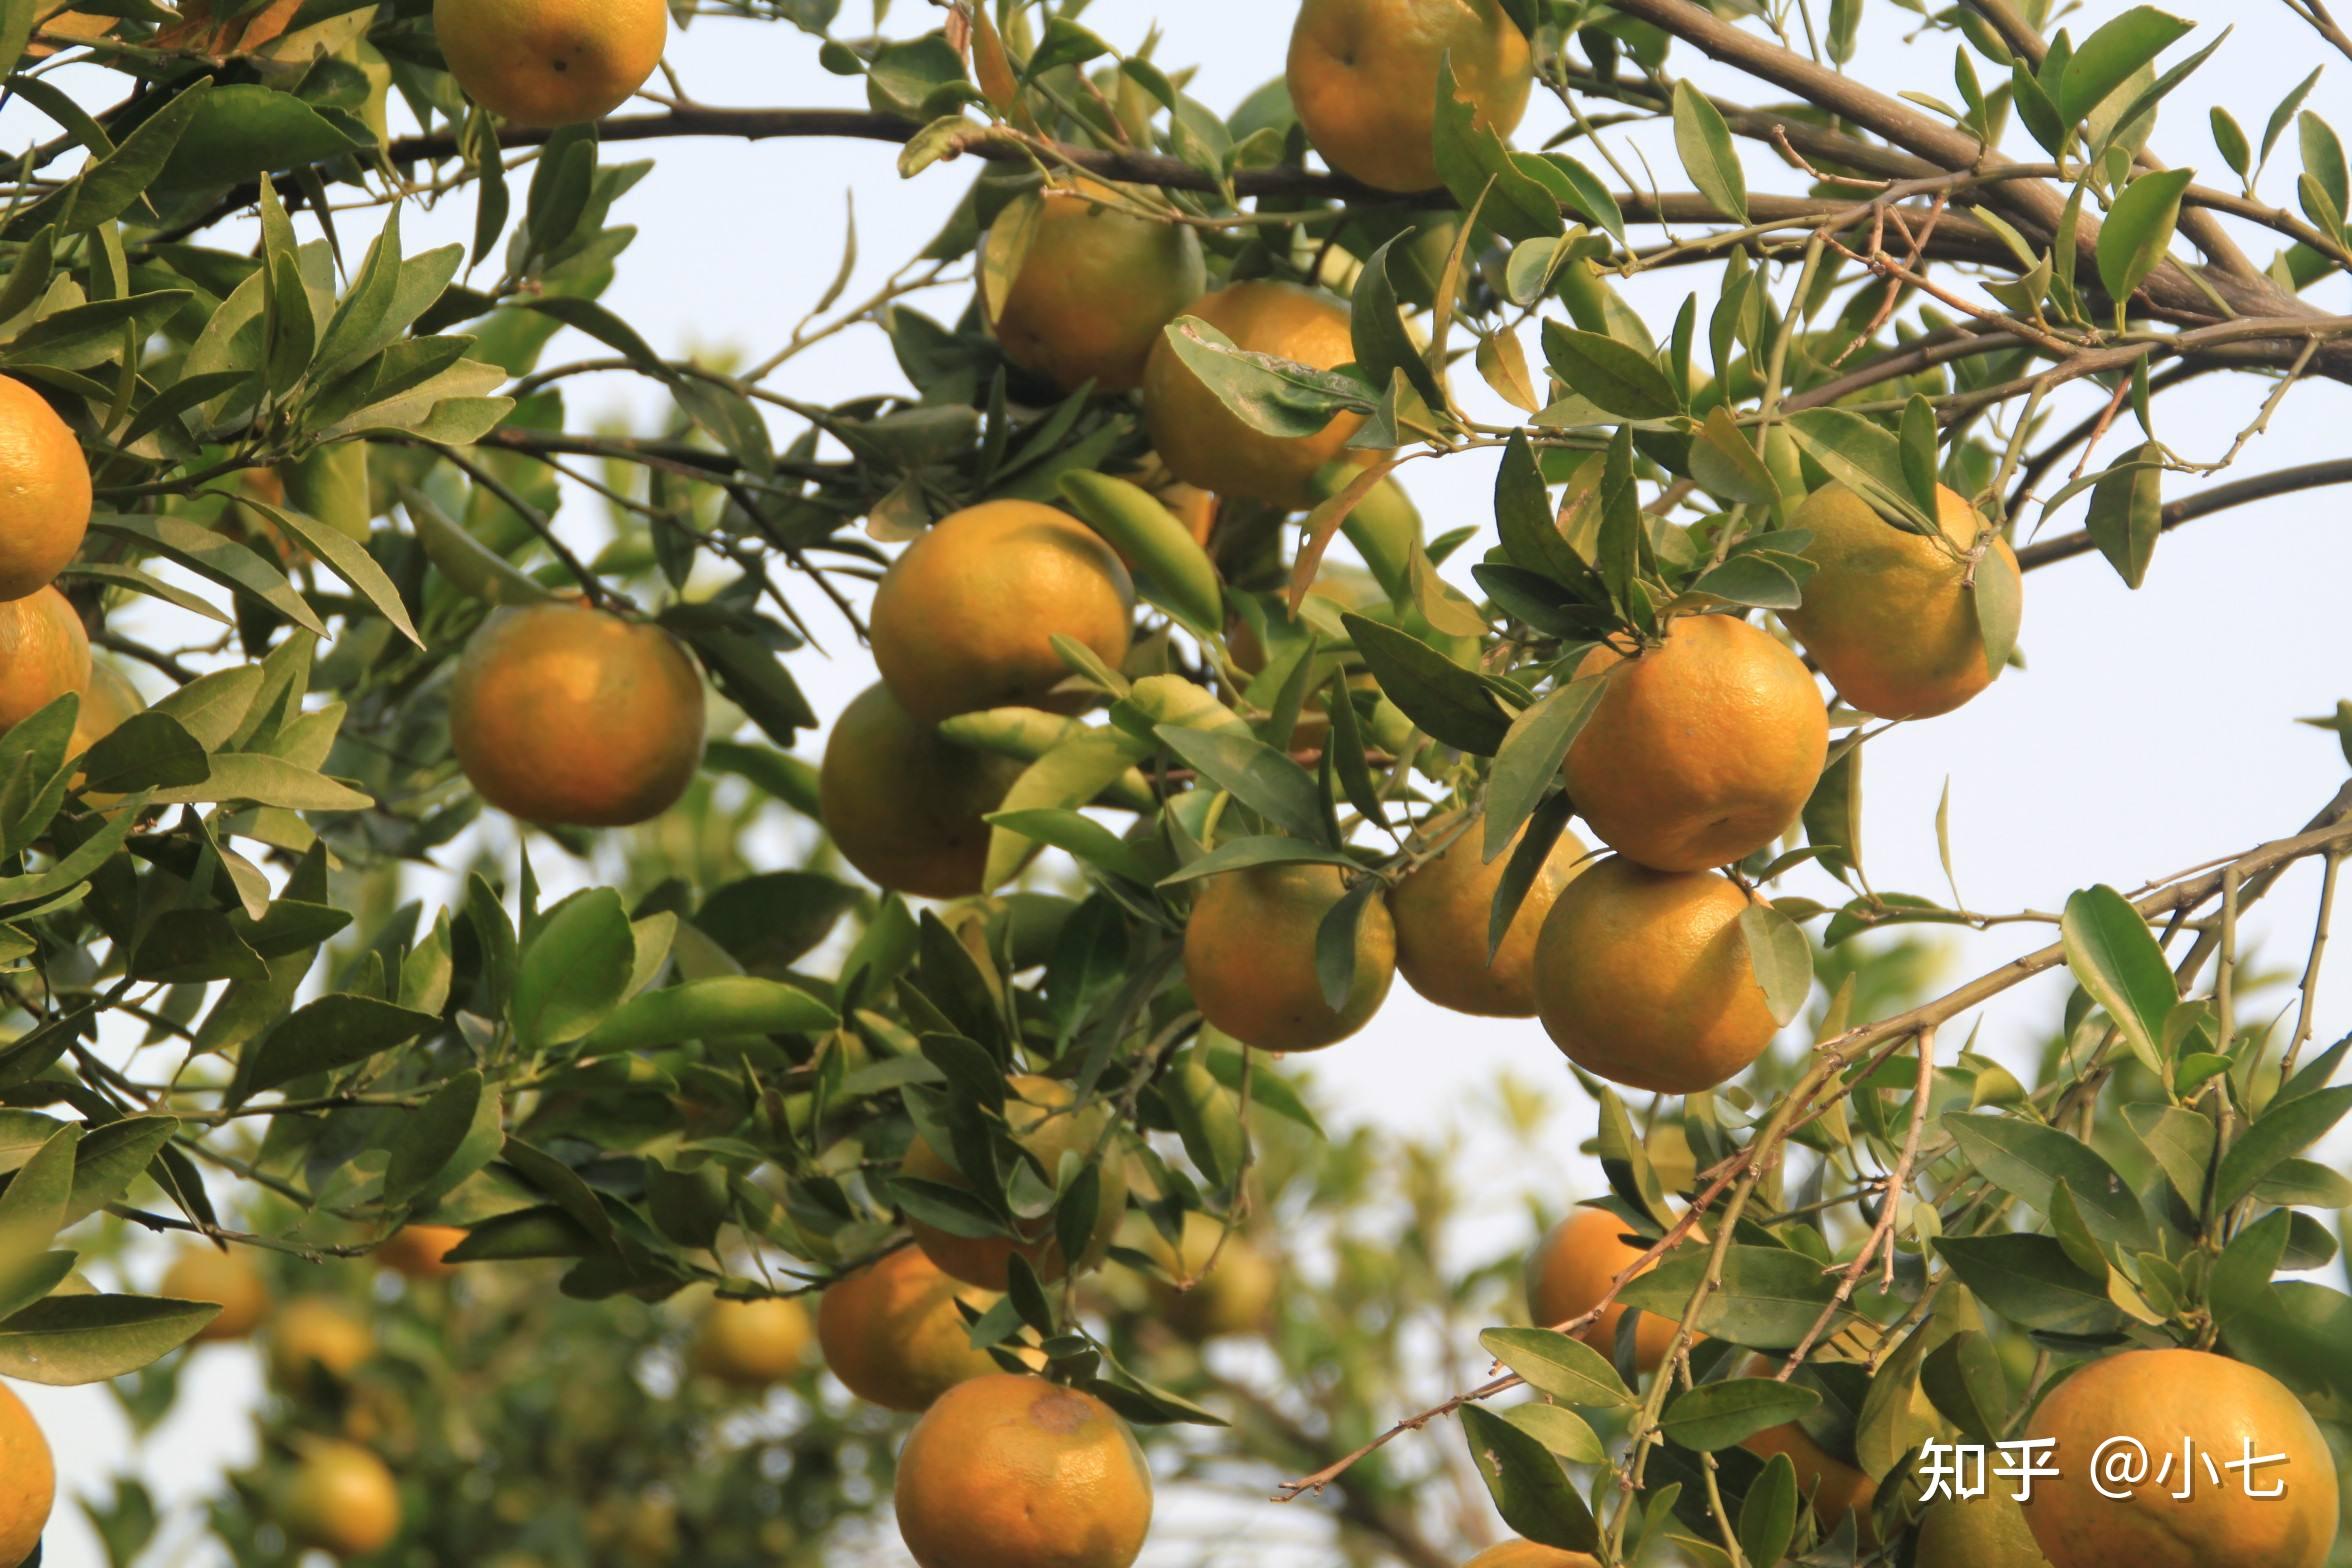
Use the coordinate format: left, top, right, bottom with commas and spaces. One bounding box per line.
1287, 0, 1534, 193
986, 182, 1208, 394
869, 501, 1136, 723
901, 1073, 1129, 1290
432, 0, 665, 127
819, 682, 1026, 898
2022, 1348, 2336, 1568
1525, 1207, 1682, 1372
1142, 281, 1381, 510
0, 377, 87, 602
267, 1296, 374, 1386
1782, 482, 2019, 720
1138, 1212, 1278, 1341
1562, 614, 1826, 872
1916, 1492, 2052, 1568
449, 600, 705, 827
280, 1439, 402, 1560
375, 1224, 466, 1280
160, 1246, 271, 1342
0, 1381, 54, 1568
1532, 856, 1778, 1094
1462, 1545, 1601, 1568
692, 1295, 813, 1388
0, 586, 89, 731
1389, 813, 1588, 1017
894, 1373, 1153, 1568
817, 1248, 1005, 1412
1182, 861, 1396, 1051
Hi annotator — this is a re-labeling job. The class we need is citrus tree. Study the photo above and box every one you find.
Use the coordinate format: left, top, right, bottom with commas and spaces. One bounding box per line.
0, 0, 2350, 1566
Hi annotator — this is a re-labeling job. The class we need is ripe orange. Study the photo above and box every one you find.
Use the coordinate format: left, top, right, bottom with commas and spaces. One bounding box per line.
894, 1374, 1153, 1568
160, 1246, 271, 1342
1141, 281, 1380, 509
900, 1073, 1129, 1290
817, 1248, 1004, 1412
449, 600, 705, 827
1390, 813, 1588, 1017
432, 0, 665, 127
281, 1439, 402, 1560
2022, 1348, 2336, 1568
1561, 614, 1826, 872
1461, 1545, 1601, 1568
375, 1224, 466, 1280
1182, 862, 1396, 1051
1525, 1207, 1681, 1372
0, 1381, 54, 1568
987, 182, 1208, 394
0, 377, 87, 602
1782, 482, 2020, 720
692, 1295, 813, 1388
1287, 0, 1534, 192
1138, 1212, 1278, 1341
869, 501, 1136, 723
0, 586, 90, 730
1916, 1492, 2051, 1568
1532, 856, 1778, 1093
819, 682, 1027, 898
267, 1297, 374, 1387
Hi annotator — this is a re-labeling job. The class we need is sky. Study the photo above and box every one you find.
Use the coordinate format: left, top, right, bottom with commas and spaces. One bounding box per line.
14, 0, 2352, 1564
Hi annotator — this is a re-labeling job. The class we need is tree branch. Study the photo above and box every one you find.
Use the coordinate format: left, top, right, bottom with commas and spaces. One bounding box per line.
2014, 457, 2352, 571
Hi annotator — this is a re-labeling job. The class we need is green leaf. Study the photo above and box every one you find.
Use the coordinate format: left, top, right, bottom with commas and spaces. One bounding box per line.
234, 492, 422, 648
1488, 793, 1577, 963
1971, 535, 2022, 677
514, 888, 637, 1050
1618, 1246, 1852, 1349
1341, 612, 1509, 754
1459, 1404, 1599, 1552
1942, 1113, 2156, 1249
1932, 1233, 2124, 1334
1737, 904, 1812, 1027
1921, 1330, 2014, 1443
1785, 409, 1936, 534
244, 996, 440, 1096
1662, 1378, 1820, 1451
1350, 235, 1447, 415
0, 1123, 77, 1260
2083, 443, 2164, 588
63, 1116, 176, 1226
1689, 406, 1779, 506
2059, 885, 2177, 1075
1484, 677, 1605, 860
1314, 875, 1382, 1011
1500, 1402, 1606, 1463
579, 977, 837, 1052
1156, 725, 1330, 845
1738, 1452, 1800, 1568
2263, 67, 2326, 167
1479, 1326, 1638, 1408
157, 84, 369, 191
1058, 472, 1222, 634
384, 1069, 496, 1206
0, 1293, 218, 1385
1158, 835, 1364, 886
1159, 315, 1374, 439
1431, 58, 1565, 242
147, 753, 369, 812
2095, 167, 2195, 307
1671, 81, 1749, 221
2214, 1084, 2352, 1212
2060, 8, 2195, 124
1540, 323, 1682, 420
